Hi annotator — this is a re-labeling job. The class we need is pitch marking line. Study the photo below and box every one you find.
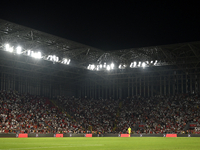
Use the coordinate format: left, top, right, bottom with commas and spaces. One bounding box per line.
0, 144, 104, 150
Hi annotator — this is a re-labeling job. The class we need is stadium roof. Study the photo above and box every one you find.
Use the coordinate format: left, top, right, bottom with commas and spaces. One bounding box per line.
0, 18, 200, 80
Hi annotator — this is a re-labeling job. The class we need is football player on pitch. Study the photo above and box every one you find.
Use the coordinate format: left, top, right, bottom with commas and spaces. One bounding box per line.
128, 127, 131, 137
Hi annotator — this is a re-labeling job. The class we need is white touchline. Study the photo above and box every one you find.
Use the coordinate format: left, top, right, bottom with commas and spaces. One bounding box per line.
0, 144, 104, 150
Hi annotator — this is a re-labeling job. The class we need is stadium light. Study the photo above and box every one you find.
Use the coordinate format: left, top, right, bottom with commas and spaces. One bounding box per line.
96, 65, 100, 71
5, 44, 10, 51
91, 64, 95, 70
27, 50, 31, 55
5, 44, 13, 52
130, 62, 133, 68
134, 61, 137, 67
67, 59, 70, 64
16, 46, 22, 54
106, 65, 111, 71
111, 63, 114, 69
35, 52, 42, 59
138, 61, 141, 67
142, 62, 146, 68
87, 64, 91, 69
61, 58, 70, 65
104, 63, 107, 68
30, 51, 42, 59
154, 60, 158, 65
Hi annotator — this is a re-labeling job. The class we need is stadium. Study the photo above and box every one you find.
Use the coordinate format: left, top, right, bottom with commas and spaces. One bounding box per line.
0, 17, 200, 149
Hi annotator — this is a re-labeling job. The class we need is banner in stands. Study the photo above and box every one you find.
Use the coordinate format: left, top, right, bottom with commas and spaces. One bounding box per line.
85, 134, 92, 137
56, 134, 63, 137
18, 133, 28, 138
166, 134, 177, 137
121, 134, 130, 137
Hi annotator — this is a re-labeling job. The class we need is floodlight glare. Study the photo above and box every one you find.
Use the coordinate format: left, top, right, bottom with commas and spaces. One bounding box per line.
134, 61, 137, 67
87, 64, 91, 69
5, 44, 13, 52
31, 51, 35, 57
16, 46, 22, 54
138, 61, 141, 67
107, 65, 111, 71
111, 63, 114, 69
67, 59, 70, 64
154, 60, 158, 65
142, 62, 146, 68
35, 52, 42, 59
9, 47, 13, 53
130, 62, 133, 68
96, 65, 100, 71
91, 64, 95, 70
27, 50, 31, 55
100, 64, 102, 69
5, 44, 10, 51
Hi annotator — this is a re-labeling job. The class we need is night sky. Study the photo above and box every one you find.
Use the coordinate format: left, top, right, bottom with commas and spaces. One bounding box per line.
0, 1, 199, 51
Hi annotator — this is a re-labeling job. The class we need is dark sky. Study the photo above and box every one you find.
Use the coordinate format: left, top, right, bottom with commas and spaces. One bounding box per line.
0, 1, 200, 50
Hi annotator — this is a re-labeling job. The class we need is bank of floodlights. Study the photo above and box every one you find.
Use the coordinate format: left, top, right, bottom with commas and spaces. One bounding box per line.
61, 58, 71, 65
2, 43, 71, 65
130, 60, 158, 69
119, 63, 127, 69
87, 62, 115, 71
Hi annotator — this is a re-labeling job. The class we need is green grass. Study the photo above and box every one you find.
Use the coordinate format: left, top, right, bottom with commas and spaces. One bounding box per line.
0, 137, 199, 150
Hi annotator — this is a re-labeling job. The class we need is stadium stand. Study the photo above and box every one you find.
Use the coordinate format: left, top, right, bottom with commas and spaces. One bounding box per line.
0, 89, 200, 135
0, 19, 200, 136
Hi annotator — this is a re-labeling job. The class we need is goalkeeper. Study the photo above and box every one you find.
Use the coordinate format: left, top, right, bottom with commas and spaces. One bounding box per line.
128, 127, 131, 137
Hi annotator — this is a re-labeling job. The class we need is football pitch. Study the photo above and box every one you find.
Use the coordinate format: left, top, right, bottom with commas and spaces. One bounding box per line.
0, 137, 199, 150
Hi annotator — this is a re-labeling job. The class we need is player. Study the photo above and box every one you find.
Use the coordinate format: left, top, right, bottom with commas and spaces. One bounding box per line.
128, 127, 131, 137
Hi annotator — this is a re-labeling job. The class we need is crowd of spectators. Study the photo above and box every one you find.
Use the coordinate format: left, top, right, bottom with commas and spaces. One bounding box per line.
0, 89, 200, 134
55, 94, 200, 134
117, 94, 200, 134
0, 90, 82, 134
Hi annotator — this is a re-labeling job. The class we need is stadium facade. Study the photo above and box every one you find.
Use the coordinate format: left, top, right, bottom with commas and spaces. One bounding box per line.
0, 19, 200, 99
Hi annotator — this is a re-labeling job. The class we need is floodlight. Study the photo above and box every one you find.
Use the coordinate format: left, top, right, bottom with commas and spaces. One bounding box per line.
151, 61, 153, 64
134, 61, 137, 67
154, 60, 158, 65
5, 44, 13, 53
61, 58, 67, 64
96, 65, 100, 71
111, 63, 114, 69
130, 62, 133, 68
138, 61, 141, 67
31, 51, 35, 57
35, 52, 42, 59
53, 55, 56, 61
67, 59, 70, 64
142, 62, 146, 68
87, 64, 91, 69
16, 46, 22, 54
91, 64, 95, 70
5, 44, 10, 51
9, 47, 13, 53
27, 50, 31, 56
106, 65, 111, 71
100, 64, 102, 69
103, 63, 106, 68
119, 64, 122, 69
